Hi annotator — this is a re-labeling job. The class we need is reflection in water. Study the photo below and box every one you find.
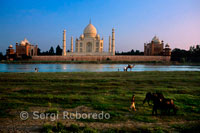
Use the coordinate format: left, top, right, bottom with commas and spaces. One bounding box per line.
71, 64, 104, 72
61, 64, 67, 70
0, 64, 200, 72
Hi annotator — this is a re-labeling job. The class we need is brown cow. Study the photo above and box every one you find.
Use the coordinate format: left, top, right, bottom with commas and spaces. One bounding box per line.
143, 92, 164, 106
160, 98, 178, 115
143, 92, 178, 115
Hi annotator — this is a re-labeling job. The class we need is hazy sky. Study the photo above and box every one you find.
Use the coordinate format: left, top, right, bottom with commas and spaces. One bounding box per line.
0, 0, 200, 54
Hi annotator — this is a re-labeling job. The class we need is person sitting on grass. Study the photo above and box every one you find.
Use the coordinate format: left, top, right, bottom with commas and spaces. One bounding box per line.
129, 95, 136, 111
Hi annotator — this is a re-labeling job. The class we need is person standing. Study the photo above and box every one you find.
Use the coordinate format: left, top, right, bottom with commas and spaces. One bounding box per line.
130, 95, 136, 111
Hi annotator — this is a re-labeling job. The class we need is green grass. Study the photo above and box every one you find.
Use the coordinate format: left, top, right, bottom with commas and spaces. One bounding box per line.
0, 71, 200, 131
170, 121, 200, 132
42, 122, 169, 133
42, 123, 98, 133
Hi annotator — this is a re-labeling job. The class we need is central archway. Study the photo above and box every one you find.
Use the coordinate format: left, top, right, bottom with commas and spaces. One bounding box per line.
86, 42, 92, 52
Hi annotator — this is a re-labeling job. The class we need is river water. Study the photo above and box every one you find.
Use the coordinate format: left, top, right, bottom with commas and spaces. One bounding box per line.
0, 64, 200, 72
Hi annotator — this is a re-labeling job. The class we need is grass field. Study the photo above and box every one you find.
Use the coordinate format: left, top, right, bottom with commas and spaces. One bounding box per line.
0, 71, 200, 132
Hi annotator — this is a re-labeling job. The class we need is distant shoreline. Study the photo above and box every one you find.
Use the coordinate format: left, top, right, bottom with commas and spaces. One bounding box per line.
1, 60, 200, 65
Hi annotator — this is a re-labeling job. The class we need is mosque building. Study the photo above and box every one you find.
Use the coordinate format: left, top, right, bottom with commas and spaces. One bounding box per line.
6, 38, 38, 60
144, 36, 171, 56
62, 21, 115, 56
15, 38, 38, 57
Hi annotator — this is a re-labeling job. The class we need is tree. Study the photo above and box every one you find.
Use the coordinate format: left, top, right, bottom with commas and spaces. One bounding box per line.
56, 45, 62, 55
130, 49, 135, 54
115, 49, 143, 55
135, 50, 140, 55
0, 52, 4, 61
171, 48, 188, 62
43, 51, 49, 55
49, 46, 55, 55
37, 48, 41, 55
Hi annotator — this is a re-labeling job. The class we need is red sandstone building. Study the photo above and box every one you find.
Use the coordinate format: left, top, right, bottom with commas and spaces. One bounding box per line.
6, 45, 15, 60
6, 38, 38, 60
144, 36, 171, 56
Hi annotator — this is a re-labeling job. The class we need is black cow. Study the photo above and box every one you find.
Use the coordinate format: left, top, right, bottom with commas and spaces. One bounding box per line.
143, 92, 164, 106
143, 92, 178, 115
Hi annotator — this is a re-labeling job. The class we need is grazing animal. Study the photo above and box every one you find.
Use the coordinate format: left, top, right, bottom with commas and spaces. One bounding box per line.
143, 92, 177, 115
143, 92, 164, 106
160, 98, 178, 115
125, 64, 135, 71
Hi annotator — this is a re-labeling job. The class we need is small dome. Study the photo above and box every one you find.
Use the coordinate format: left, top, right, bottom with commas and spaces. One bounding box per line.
9, 45, 13, 48
20, 41, 26, 46
152, 36, 161, 44
83, 23, 97, 37
80, 34, 84, 40
96, 34, 100, 40
165, 43, 170, 48
20, 38, 29, 46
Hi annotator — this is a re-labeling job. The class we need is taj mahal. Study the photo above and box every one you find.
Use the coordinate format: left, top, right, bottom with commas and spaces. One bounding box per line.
5, 21, 171, 62
62, 21, 115, 56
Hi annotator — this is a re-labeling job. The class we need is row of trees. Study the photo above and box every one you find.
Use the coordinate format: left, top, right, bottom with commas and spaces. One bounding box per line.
171, 45, 200, 62
38, 45, 63, 55
116, 49, 144, 55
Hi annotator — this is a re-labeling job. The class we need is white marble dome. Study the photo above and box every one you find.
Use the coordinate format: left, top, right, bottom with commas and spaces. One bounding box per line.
20, 41, 25, 46
80, 34, 84, 40
152, 36, 161, 44
83, 23, 97, 38
96, 34, 100, 39
165, 43, 170, 48
20, 38, 29, 46
9, 45, 13, 48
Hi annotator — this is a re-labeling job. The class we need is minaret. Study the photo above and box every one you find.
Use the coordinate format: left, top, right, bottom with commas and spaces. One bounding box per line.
62, 29, 66, 56
109, 36, 111, 53
112, 28, 115, 55
71, 36, 73, 52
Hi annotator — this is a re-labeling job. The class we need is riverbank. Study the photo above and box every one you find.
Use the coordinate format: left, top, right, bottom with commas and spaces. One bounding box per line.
1, 60, 200, 66
1, 60, 167, 64
0, 71, 200, 132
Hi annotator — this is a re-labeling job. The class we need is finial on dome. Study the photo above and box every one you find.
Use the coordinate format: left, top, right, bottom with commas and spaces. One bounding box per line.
89, 18, 91, 24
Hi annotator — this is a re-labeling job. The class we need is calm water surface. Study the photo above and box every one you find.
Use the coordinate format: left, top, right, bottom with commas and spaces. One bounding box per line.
0, 64, 200, 72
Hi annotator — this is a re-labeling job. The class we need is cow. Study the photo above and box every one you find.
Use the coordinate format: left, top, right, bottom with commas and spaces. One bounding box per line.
143, 92, 178, 115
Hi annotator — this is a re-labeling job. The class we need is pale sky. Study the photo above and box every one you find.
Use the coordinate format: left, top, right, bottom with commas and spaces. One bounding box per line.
0, 0, 200, 54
